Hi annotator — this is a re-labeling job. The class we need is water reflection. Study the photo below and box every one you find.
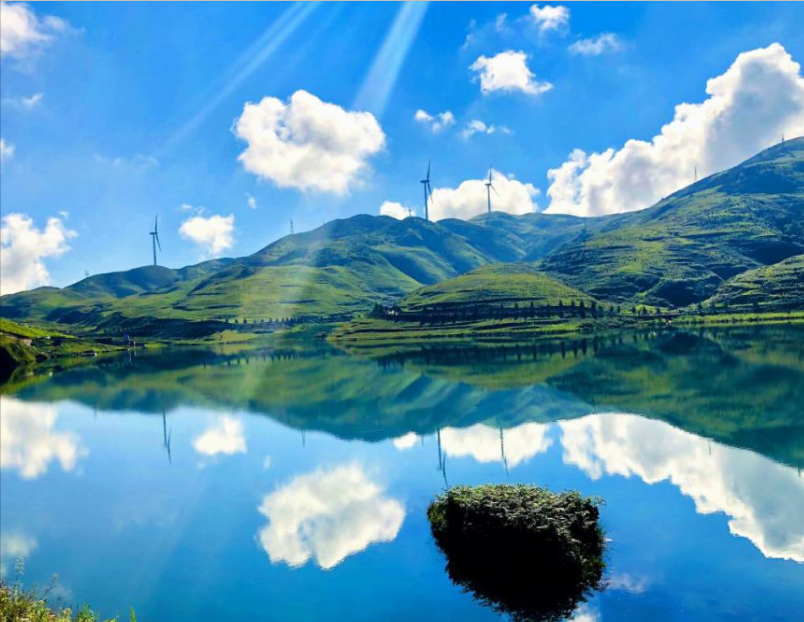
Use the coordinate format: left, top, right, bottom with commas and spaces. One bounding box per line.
257, 463, 405, 569
0, 396, 86, 479
0, 531, 37, 577
192, 415, 247, 458
560, 414, 804, 561
441, 423, 553, 470
1, 327, 803, 619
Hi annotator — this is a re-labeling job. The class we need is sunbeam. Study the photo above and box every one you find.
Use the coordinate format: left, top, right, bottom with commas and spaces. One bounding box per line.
352, 1, 429, 117
157, 2, 320, 156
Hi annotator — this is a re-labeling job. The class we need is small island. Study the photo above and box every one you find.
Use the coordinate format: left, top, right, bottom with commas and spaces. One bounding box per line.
428, 485, 606, 622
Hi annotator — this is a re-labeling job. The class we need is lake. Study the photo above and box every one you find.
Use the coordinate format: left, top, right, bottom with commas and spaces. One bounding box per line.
1, 326, 803, 621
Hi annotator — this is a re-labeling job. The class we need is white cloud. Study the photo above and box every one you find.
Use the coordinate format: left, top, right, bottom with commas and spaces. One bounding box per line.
0, 396, 86, 479
192, 415, 246, 457
414, 109, 456, 133
560, 413, 804, 562
234, 90, 386, 195
470, 50, 552, 96
545, 44, 804, 216
0, 213, 76, 296
441, 422, 553, 469
2, 92, 43, 108
569, 33, 622, 56
429, 169, 539, 221
257, 463, 404, 569
607, 573, 649, 594
379, 201, 414, 220
460, 119, 512, 139
246, 193, 257, 210
0, 138, 14, 162
0, 1, 67, 60
529, 4, 570, 33
179, 213, 234, 257
570, 604, 600, 622
392, 432, 419, 450
0, 532, 37, 577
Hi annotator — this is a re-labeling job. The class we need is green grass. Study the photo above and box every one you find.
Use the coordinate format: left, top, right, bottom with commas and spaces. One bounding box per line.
0, 578, 129, 622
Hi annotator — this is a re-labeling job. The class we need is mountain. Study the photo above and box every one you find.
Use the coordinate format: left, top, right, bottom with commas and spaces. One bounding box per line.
2, 138, 803, 338
0, 212, 584, 333
539, 138, 804, 307
705, 254, 804, 311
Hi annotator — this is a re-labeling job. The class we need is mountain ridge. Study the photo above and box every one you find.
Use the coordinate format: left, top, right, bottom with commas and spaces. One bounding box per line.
1, 138, 803, 337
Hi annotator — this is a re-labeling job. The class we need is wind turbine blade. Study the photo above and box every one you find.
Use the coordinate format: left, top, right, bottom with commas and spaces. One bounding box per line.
426, 160, 431, 181
428, 183, 434, 203
156, 234, 162, 252
491, 184, 500, 197
155, 215, 158, 233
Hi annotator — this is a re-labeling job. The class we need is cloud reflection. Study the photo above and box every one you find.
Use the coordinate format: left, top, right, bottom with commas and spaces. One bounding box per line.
0, 532, 38, 577
0, 396, 86, 479
192, 415, 247, 457
257, 463, 404, 569
441, 422, 553, 469
560, 414, 804, 562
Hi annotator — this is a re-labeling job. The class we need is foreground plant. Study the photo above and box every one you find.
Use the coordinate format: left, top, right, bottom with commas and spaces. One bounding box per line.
0, 574, 131, 622
428, 484, 605, 622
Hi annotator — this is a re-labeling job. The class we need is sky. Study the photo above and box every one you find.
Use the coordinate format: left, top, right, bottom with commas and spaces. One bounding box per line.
2, 1, 804, 294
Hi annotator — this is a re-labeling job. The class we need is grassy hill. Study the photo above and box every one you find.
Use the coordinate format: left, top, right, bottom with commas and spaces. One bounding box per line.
704, 254, 804, 311
2, 139, 803, 342
0, 213, 584, 336
401, 263, 596, 310
540, 138, 804, 307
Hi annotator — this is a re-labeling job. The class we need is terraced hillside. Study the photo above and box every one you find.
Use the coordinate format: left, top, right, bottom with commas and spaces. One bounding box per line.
539, 138, 804, 307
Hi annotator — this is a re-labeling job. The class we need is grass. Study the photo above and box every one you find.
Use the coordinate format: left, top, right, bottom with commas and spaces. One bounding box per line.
428, 485, 604, 622
0, 569, 132, 622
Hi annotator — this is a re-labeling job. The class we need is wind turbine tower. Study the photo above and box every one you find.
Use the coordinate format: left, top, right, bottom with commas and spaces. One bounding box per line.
420, 161, 433, 222
149, 215, 162, 266
485, 165, 498, 213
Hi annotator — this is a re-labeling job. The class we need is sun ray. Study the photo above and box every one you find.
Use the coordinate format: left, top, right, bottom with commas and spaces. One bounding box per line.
352, 1, 429, 117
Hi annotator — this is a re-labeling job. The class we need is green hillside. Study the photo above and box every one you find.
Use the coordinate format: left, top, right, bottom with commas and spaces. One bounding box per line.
540, 138, 804, 307
401, 263, 595, 310
0, 211, 589, 335
704, 254, 804, 311
2, 139, 803, 342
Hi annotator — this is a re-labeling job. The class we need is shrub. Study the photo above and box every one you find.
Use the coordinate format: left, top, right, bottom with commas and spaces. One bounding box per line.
0, 578, 128, 622
428, 485, 605, 622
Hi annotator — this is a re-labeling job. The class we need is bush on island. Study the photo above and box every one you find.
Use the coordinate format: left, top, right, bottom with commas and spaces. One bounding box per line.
428, 484, 605, 622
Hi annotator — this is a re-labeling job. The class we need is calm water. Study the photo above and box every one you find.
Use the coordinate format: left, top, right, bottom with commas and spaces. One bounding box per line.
2, 327, 803, 621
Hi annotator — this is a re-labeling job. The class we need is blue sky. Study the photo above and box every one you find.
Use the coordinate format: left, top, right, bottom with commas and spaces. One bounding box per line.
2, 1, 804, 292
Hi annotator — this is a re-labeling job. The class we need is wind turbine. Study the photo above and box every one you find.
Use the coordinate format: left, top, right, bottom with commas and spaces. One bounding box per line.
485, 165, 498, 214
420, 161, 434, 222
149, 215, 162, 266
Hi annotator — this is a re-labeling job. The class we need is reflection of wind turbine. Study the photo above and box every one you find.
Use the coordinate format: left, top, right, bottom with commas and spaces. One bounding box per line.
436, 429, 448, 487
162, 411, 172, 464
485, 165, 499, 214
421, 161, 433, 222
149, 216, 162, 266
499, 428, 509, 476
